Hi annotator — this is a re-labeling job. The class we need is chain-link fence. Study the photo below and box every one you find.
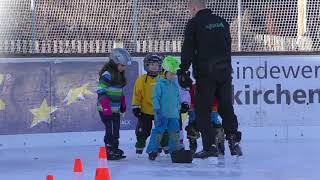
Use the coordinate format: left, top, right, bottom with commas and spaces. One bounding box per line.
0, 0, 319, 54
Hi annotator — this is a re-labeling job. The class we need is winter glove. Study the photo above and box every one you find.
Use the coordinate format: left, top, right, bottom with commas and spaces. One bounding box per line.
132, 107, 141, 118
188, 111, 195, 123
177, 69, 193, 89
154, 109, 163, 127
100, 97, 112, 117
120, 95, 126, 113
180, 102, 189, 113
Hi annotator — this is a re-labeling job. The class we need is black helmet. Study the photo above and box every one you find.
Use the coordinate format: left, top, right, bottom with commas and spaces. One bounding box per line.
143, 54, 163, 76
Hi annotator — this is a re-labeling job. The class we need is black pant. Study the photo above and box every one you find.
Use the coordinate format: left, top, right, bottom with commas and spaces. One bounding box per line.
135, 113, 153, 138
135, 113, 154, 149
195, 64, 238, 151
179, 113, 182, 130
99, 112, 121, 148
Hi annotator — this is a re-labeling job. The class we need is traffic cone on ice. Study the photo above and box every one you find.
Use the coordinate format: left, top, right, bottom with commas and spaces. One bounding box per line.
46, 175, 54, 180
98, 146, 108, 168
95, 146, 111, 180
72, 158, 84, 180
95, 168, 110, 180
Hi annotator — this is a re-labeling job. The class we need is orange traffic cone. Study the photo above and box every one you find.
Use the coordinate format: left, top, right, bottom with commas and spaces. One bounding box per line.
95, 168, 110, 180
73, 158, 84, 180
46, 175, 54, 180
98, 146, 108, 168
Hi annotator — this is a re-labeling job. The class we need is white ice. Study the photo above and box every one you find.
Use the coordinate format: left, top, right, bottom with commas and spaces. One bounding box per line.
1, 130, 320, 180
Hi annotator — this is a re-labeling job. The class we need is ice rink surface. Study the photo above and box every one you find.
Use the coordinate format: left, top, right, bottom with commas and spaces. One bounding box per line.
1, 130, 319, 180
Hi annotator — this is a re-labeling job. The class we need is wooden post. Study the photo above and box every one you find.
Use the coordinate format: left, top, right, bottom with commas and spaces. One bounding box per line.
47, 40, 51, 53
59, 40, 64, 53
71, 40, 76, 53
297, 0, 307, 50
172, 40, 177, 52
41, 40, 46, 53
159, 40, 164, 52
297, 0, 307, 37
65, 40, 70, 53
89, 40, 94, 53
142, 40, 147, 53
101, 40, 106, 53
107, 40, 112, 53
53, 40, 58, 53
84, 40, 88, 54
165, 41, 170, 52
96, 40, 100, 53
77, 40, 82, 53
148, 40, 153, 52
154, 40, 159, 52
16, 40, 21, 53
136, 40, 141, 53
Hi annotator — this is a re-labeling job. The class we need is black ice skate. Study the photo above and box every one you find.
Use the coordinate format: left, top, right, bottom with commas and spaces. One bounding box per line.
115, 148, 126, 159
217, 142, 225, 156
136, 149, 143, 154
189, 139, 197, 153
226, 132, 243, 156
158, 147, 169, 155
193, 145, 218, 159
163, 147, 169, 155
228, 141, 243, 156
106, 146, 126, 160
148, 152, 158, 161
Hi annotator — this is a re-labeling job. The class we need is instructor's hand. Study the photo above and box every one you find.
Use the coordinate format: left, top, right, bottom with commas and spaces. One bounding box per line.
177, 69, 193, 89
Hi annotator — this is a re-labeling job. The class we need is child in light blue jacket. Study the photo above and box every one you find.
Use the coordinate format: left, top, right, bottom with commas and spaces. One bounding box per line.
146, 56, 183, 160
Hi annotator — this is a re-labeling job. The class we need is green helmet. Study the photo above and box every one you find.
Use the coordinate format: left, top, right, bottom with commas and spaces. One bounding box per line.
162, 56, 181, 74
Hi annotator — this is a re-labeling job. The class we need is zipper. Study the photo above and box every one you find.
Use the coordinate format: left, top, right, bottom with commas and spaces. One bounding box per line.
169, 80, 172, 117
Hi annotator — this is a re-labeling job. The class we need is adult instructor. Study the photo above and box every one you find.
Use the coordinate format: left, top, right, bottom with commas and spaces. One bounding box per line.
177, 0, 243, 158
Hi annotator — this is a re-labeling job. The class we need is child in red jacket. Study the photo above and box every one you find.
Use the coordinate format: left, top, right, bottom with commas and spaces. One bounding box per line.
185, 84, 225, 155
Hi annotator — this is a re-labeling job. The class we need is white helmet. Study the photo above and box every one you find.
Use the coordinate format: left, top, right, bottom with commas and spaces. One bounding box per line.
109, 48, 132, 66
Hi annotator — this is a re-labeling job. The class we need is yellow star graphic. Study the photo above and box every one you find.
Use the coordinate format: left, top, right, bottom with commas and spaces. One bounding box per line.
0, 74, 4, 85
29, 99, 57, 128
0, 99, 5, 111
64, 83, 94, 106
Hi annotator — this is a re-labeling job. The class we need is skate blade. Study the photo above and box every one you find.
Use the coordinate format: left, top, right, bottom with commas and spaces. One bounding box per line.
207, 157, 218, 164
217, 155, 225, 166
109, 155, 126, 160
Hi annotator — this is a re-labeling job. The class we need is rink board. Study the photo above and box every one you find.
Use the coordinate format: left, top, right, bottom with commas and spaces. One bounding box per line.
0, 55, 319, 137
0, 57, 140, 135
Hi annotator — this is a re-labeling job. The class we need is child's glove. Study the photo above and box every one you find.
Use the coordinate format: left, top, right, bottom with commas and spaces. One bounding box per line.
180, 102, 189, 113
177, 69, 193, 89
120, 95, 126, 113
100, 97, 112, 117
154, 109, 163, 126
132, 107, 141, 118
188, 111, 196, 123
